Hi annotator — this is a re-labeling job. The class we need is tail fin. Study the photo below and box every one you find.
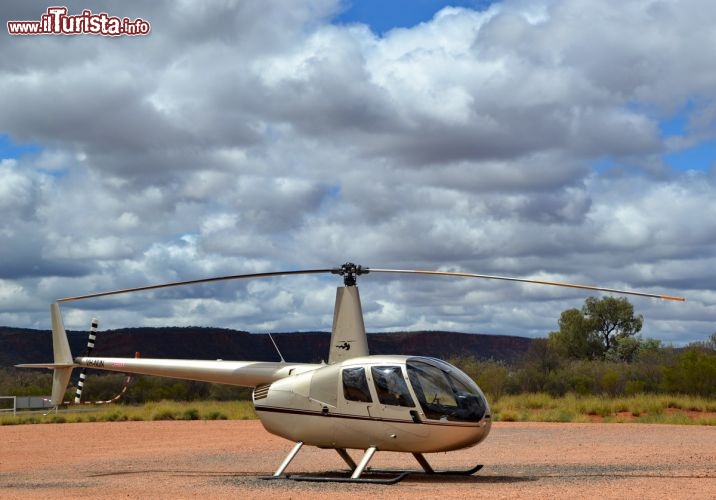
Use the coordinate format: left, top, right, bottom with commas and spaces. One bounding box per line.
17, 303, 76, 405
50, 302, 74, 405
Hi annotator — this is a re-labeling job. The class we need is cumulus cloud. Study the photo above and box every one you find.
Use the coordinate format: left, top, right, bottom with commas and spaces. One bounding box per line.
1, 0, 714, 344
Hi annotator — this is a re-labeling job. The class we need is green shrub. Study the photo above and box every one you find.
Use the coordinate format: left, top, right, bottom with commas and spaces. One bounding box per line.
181, 408, 200, 420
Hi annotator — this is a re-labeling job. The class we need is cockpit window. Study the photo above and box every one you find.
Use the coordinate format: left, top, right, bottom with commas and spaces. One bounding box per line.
342, 367, 372, 403
407, 359, 486, 422
371, 366, 415, 407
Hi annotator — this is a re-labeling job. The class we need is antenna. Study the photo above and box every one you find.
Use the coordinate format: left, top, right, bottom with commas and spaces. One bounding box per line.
267, 333, 285, 363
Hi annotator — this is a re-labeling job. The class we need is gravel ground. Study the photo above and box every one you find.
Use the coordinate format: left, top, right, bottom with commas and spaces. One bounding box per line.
1, 420, 714, 499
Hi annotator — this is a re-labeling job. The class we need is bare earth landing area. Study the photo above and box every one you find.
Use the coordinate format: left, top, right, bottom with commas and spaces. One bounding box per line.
1, 421, 714, 499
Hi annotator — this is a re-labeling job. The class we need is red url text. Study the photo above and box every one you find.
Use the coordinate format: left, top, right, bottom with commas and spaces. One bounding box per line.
7, 7, 151, 36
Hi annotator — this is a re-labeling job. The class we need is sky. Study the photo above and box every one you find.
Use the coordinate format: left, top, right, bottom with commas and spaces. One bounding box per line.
1, 0, 715, 346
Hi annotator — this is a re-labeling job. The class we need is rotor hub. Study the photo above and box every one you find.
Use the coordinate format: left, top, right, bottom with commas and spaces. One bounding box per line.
332, 262, 369, 286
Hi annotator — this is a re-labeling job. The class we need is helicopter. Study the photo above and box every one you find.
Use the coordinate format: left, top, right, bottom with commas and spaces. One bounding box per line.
17, 262, 685, 483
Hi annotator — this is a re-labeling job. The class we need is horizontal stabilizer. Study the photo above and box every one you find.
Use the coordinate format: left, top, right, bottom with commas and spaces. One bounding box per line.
15, 363, 77, 369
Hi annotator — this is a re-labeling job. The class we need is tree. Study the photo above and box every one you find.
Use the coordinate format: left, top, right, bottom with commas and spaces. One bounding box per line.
549, 296, 643, 361
515, 339, 562, 393
584, 296, 643, 355
549, 308, 602, 360
523, 338, 562, 375
661, 348, 716, 396
688, 332, 716, 351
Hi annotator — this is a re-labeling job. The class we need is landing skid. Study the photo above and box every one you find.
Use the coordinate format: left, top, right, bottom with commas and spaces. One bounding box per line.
286, 470, 411, 484
259, 442, 483, 484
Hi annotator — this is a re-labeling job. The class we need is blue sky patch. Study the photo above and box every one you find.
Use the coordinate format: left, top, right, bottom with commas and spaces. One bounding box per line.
334, 0, 494, 34
0, 134, 40, 160
665, 139, 716, 172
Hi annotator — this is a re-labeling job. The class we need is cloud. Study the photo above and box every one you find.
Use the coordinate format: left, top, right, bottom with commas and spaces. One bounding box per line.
0, 0, 714, 344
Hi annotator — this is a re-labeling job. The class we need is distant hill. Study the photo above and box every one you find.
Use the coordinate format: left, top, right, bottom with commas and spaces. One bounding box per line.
0, 326, 532, 366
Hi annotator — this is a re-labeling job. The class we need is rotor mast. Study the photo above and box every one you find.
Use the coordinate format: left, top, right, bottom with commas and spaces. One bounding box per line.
328, 263, 370, 364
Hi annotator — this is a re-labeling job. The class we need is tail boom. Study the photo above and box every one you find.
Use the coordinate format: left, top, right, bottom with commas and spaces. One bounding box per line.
73, 357, 322, 388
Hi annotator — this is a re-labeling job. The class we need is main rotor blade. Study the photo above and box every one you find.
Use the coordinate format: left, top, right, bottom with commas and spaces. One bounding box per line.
367, 268, 686, 302
57, 269, 334, 303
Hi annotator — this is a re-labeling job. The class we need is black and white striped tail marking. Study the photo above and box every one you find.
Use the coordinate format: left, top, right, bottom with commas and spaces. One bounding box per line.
74, 317, 99, 404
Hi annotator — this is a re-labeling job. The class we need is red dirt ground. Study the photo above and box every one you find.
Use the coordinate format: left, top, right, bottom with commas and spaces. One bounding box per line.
1, 420, 714, 499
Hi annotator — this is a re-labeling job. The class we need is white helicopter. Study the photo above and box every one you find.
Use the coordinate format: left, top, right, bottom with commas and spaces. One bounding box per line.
18, 263, 684, 483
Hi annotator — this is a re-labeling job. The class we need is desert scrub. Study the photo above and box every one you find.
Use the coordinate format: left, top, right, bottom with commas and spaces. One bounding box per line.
490, 393, 716, 424
1, 395, 712, 425
1, 400, 256, 425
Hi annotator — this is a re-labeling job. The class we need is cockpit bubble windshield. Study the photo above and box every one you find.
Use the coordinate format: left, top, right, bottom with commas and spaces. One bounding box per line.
406, 358, 487, 422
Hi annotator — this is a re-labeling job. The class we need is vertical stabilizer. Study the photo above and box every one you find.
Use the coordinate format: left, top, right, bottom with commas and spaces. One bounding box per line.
328, 286, 369, 364
50, 302, 74, 405
51, 302, 72, 365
